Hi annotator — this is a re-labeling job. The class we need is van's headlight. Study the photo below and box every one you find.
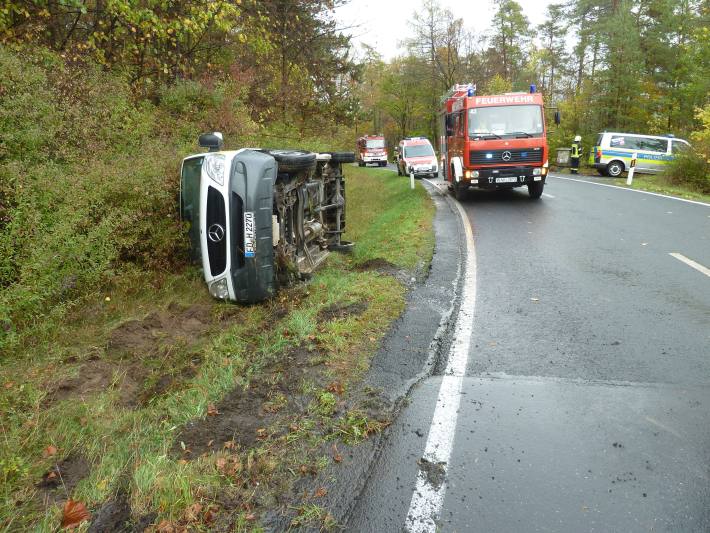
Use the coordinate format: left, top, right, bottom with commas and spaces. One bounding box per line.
209, 278, 229, 299
205, 154, 225, 185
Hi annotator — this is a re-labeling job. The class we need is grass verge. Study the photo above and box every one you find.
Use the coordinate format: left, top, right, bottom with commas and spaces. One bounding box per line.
0, 165, 434, 531
558, 168, 710, 203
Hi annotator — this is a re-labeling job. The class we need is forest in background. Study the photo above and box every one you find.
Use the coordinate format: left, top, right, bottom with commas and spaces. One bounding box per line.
1, 0, 709, 349
354, 0, 710, 191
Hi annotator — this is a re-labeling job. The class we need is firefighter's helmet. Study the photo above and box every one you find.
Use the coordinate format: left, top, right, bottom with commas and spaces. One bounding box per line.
574, 135, 582, 142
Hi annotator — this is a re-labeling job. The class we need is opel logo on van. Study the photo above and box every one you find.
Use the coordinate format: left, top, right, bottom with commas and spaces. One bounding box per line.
502, 151, 512, 161
207, 223, 225, 243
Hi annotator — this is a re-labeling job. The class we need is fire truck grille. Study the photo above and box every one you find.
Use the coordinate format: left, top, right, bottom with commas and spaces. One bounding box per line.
206, 186, 227, 276
469, 149, 543, 165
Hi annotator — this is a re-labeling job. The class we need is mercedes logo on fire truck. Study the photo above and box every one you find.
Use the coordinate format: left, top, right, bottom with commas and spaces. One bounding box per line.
502, 151, 512, 162
207, 223, 225, 243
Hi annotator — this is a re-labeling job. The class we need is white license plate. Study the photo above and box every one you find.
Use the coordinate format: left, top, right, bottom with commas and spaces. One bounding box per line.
244, 212, 255, 258
496, 177, 518, 183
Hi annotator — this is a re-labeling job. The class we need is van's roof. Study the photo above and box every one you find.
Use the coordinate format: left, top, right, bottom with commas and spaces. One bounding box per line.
599, 132, 688, 142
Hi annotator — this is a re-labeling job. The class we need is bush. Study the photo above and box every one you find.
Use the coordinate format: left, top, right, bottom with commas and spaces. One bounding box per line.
0, 47, 259, 353
667, 104, 710, 194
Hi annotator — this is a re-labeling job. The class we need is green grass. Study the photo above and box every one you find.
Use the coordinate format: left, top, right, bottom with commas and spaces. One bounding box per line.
559, 167, 710, 203
0, 164, 434, 531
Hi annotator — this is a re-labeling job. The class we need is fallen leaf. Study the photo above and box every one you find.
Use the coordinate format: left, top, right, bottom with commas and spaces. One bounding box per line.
245, 513, 257, 521
184, 503, 203, 523
314, 487, 328, 498
332, 444, 343, 463
207, 439, 214, 447
326, 381, 345, 395
223, 440, 235, 450
215, 457, 227, 471
256, 428, 267, 439
155, 520, 175, 533
61, 499, 90, 529
4, 381, 14, 389
43, 445, 58, 458
207, 403, 219, 416
178, 459, 188, 465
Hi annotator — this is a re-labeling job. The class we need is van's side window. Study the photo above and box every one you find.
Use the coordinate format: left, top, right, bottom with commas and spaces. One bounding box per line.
636, 138, 668, 152
671, 140, 689, 154
610, 135, 627, 148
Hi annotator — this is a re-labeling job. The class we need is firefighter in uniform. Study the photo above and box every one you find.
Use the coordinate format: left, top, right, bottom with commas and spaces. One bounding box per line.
570, 135, 582, 174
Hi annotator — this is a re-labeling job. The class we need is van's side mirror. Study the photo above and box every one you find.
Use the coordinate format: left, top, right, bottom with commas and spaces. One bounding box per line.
199, 132, 224, 152
554, 111, 561, 126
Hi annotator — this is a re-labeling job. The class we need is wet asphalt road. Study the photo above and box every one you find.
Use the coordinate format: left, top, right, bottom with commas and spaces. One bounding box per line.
347, 173, 710, 532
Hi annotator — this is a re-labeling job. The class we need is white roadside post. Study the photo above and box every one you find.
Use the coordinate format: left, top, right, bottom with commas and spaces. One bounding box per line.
410, 169, 415, 190
627, 152, 638, 185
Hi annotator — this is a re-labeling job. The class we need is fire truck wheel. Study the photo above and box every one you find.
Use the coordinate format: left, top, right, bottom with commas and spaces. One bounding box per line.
260, 149, 317, 173
453, 181, 468, 201
606, 160, 624, 177
328, 152, 356, 164
528, 181, 544, 199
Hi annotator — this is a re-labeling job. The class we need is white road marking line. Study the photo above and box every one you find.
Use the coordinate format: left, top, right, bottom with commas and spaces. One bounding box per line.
549, 175, 710, 207
669, 253, 710, 278
406, 182, 477, 532
541, 192, 555, 199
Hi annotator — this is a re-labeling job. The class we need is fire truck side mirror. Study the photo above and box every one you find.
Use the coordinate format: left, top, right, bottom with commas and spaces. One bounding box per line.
554, 111, 561, 126
445, 115, 454, 136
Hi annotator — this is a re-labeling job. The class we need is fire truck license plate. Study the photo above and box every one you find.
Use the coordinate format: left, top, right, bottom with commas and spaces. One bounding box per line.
496, 177, 518, 183
244, 212, 255, 258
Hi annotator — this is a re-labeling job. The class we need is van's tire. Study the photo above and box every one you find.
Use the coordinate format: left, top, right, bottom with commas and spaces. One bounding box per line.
528, 181, 544, 199
606, 160, 624, 177
261, 149, 316, 173
327, 152, 356, 164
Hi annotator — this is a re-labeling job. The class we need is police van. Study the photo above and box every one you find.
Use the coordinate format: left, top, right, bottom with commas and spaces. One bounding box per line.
591, 132, 690, 177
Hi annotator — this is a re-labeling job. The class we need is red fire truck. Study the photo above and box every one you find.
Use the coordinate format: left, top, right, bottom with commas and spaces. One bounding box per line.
439, 84, 559, 200
356, 134, 388, 167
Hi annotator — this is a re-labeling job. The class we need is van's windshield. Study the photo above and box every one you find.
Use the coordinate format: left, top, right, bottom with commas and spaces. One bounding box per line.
404, 144, 435, 157
468, 105, 544, 138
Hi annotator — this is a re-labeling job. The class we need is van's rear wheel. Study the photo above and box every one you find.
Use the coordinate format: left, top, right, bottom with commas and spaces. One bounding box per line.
606, 160, 624, 177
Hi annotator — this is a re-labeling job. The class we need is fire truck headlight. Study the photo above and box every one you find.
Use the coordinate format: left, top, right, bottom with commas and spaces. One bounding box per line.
533, 167, 542, 176
472, 171, 479, 178
205, 154, 226, 186
209, 277, 229, 299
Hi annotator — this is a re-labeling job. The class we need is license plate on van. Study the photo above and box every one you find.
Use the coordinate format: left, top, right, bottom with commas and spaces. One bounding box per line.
496, 177, 517, 183
244, 212, 255, 258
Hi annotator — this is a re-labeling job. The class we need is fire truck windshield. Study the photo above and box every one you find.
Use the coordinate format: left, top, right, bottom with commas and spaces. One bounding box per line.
468, 105, 543, 138
404, 144, 435, 157
366, 139, 385, 148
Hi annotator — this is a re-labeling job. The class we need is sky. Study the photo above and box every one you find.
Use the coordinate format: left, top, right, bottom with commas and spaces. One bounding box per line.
334, 0, 555, 61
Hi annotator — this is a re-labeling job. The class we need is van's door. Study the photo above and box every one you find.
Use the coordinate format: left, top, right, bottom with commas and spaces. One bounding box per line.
633, 136, 669, 173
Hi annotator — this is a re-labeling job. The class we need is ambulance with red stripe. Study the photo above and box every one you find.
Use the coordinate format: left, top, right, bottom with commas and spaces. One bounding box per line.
439, 84, 559, 200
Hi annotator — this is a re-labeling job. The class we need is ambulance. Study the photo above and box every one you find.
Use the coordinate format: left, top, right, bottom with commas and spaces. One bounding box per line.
395, 137, 439, 178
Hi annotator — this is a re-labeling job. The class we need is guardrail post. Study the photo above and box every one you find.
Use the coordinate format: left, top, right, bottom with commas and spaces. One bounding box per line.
626, 152, 638, 185
410, 171, 415, 190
